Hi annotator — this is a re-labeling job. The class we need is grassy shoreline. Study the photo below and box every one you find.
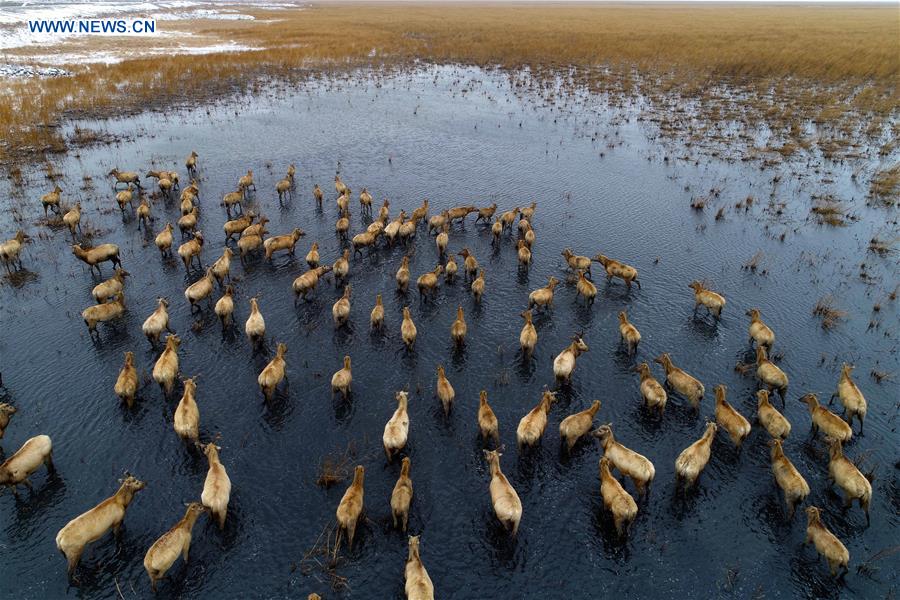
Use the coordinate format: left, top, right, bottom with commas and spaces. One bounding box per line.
0, 2, 897, 166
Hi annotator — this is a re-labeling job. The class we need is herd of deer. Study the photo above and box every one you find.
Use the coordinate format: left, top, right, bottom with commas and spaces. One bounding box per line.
0, 151, 875, 596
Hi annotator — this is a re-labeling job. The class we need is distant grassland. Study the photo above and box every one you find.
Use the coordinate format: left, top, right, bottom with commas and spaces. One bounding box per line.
0, 2, 897, 164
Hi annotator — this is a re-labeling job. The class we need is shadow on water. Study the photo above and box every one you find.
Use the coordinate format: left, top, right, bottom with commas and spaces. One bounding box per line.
515, 352, 537, 381
482, 513, 520, 568
262, 387, 294, 430
450, 343, 467, 369
332, 393, 356, 425
8, 470, 67, 536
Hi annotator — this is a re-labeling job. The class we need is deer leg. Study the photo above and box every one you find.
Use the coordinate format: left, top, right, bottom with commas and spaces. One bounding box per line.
346, 521, 356, 550
66, 549, 83, 580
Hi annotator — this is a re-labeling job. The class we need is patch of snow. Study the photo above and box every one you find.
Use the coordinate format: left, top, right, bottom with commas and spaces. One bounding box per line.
156, 9, 255, 21
0, 63, 72, 77
18, 41, 258, 66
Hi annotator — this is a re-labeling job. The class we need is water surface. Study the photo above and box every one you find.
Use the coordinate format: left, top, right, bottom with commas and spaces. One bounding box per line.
0, 66, 898, 599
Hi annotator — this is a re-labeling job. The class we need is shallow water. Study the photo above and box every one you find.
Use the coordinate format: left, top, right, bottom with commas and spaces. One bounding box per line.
0, 66, 898, 599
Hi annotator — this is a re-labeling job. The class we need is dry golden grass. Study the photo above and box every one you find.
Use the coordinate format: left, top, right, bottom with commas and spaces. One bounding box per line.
0, 2, 898, 163
868, 236, 895, 255
870, 164, 900, 204
813, 295, 847, 329
811, 196, 849, 226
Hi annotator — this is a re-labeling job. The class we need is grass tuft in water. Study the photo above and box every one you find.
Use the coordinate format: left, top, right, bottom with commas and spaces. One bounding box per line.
812, 296, 847, 329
